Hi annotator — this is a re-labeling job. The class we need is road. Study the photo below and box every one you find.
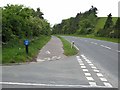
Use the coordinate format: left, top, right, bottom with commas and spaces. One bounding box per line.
1, 36, 119, 89
62, 36, 118, 87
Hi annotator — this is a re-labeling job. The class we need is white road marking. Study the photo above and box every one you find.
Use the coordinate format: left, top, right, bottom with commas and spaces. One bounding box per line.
57, 56, 61, 60
93, 69, 100, 72
37, 59, 45, 62
46, 51, 51, 54
74, 45, 79, 50
100, 78, 107, 81
83, 69, 88, 72
87, 61, 92, 64
116, 50, 120, 53
103, 82, 113, 87
84, 73, 91, 76
0, 82, 111, 88
76, 56, 80, 59
89, 64, 94, 66
81, 66, 86, 68
91, 42, 98, 45
47, 58, 51, 60
89, 82, 97, 86
97, 73, 103, 77
86, 77, 94, 81
100, 45, 111, 50
80, 63, 84, 65
80, 54, 113, 87
91, 66, 97, 69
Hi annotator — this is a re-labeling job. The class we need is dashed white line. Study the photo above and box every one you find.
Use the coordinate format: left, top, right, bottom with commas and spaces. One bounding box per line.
89, 64, 94, 66
76, 56, 80, 59
86, 77, 94, 81
100, 45, 111, 50
100, 78, 107, 81
93, 69, 100, 73
84, 73, 91, 76
80, 63, 84, 65
91, 66, 97, 69
89, 82, 97, 86
81, 66, 86, 68
97, 73, 103, 77
46, 51, 51, 54
77, 55, 113, 88
103, 82, 113, 87
82, 69, 89, 72
87, 61, 92, 64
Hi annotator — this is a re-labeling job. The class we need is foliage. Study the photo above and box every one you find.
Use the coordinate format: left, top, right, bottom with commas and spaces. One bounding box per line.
2, 4, 51, 43
53, 6, 119, 39
2, 35, 51, 64
57, 36, 78, 56
52, 6, 98, 35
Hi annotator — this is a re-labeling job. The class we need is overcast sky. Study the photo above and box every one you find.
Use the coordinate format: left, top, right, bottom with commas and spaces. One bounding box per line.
0, 0, 119, 25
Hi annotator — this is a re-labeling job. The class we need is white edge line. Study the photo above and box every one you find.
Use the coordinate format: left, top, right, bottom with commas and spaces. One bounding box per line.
74, 45, 79, 50
0, 82, 112, 88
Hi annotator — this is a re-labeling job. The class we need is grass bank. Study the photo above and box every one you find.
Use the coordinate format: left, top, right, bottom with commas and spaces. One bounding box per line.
2, 35, 51, 64
57, 36, 78, 56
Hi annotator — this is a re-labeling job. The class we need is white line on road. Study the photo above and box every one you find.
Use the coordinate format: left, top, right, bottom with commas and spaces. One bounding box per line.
74, 45, 79, 50
89, 82, 97, 86
89, 64, 94, 66
76, 56, 80, 59
84, 73, 91, 76
116, 50, 120, 53
93, 69, 100, 73
81, 66, 86, 68
82, 69, 89, 72
91, 66, 97, 69
103, 82, 113, 87
46, 51, 51, 54
97, 73, 103, 77
100, 78, 107, 81
86, 77, 94, 81
80, 63, 84, 65
100, 45, 111, 50
0, 82, 112, 88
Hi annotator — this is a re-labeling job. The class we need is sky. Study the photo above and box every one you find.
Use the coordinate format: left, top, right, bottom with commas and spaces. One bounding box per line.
0, 0, 119, 26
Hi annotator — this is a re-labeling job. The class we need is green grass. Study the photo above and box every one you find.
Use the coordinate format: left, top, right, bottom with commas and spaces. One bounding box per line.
95, 17, 118, 33
57, 36, 78, 56
59, 34, 119, 43
2, 35, 51, 64
78, 34, 119, 43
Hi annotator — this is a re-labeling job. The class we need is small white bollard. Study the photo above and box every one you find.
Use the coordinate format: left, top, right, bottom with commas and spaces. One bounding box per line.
71, 41, 75, 49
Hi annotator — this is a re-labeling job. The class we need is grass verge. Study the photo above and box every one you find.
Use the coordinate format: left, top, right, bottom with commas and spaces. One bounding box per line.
59, 34, 119, 43
2, 35, 51, 64
57, 36, 78, 56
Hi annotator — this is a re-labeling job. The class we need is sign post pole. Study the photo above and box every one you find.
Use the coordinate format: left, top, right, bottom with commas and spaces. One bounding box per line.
24, 40, 29, 55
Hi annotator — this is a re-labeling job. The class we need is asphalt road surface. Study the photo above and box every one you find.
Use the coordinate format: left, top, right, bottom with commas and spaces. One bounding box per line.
1, 36, 119, 89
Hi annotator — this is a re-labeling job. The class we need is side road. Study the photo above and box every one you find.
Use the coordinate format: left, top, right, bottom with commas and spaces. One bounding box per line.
37, 36, 66, 62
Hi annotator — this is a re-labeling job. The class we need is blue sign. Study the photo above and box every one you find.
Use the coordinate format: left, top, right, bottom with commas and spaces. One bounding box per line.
24, 40, 29, 46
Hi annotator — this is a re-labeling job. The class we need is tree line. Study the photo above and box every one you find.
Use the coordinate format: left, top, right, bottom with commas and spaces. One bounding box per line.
2, 4, 51, 43
52, 6, 120, 38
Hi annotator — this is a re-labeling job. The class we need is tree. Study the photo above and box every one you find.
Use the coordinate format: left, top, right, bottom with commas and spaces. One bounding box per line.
36, 8, 44, 19
97, 13, 113, 37
2, 4, 51, 43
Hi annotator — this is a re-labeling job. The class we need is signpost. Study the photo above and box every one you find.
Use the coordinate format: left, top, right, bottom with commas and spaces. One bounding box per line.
24, 40, 29, 55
